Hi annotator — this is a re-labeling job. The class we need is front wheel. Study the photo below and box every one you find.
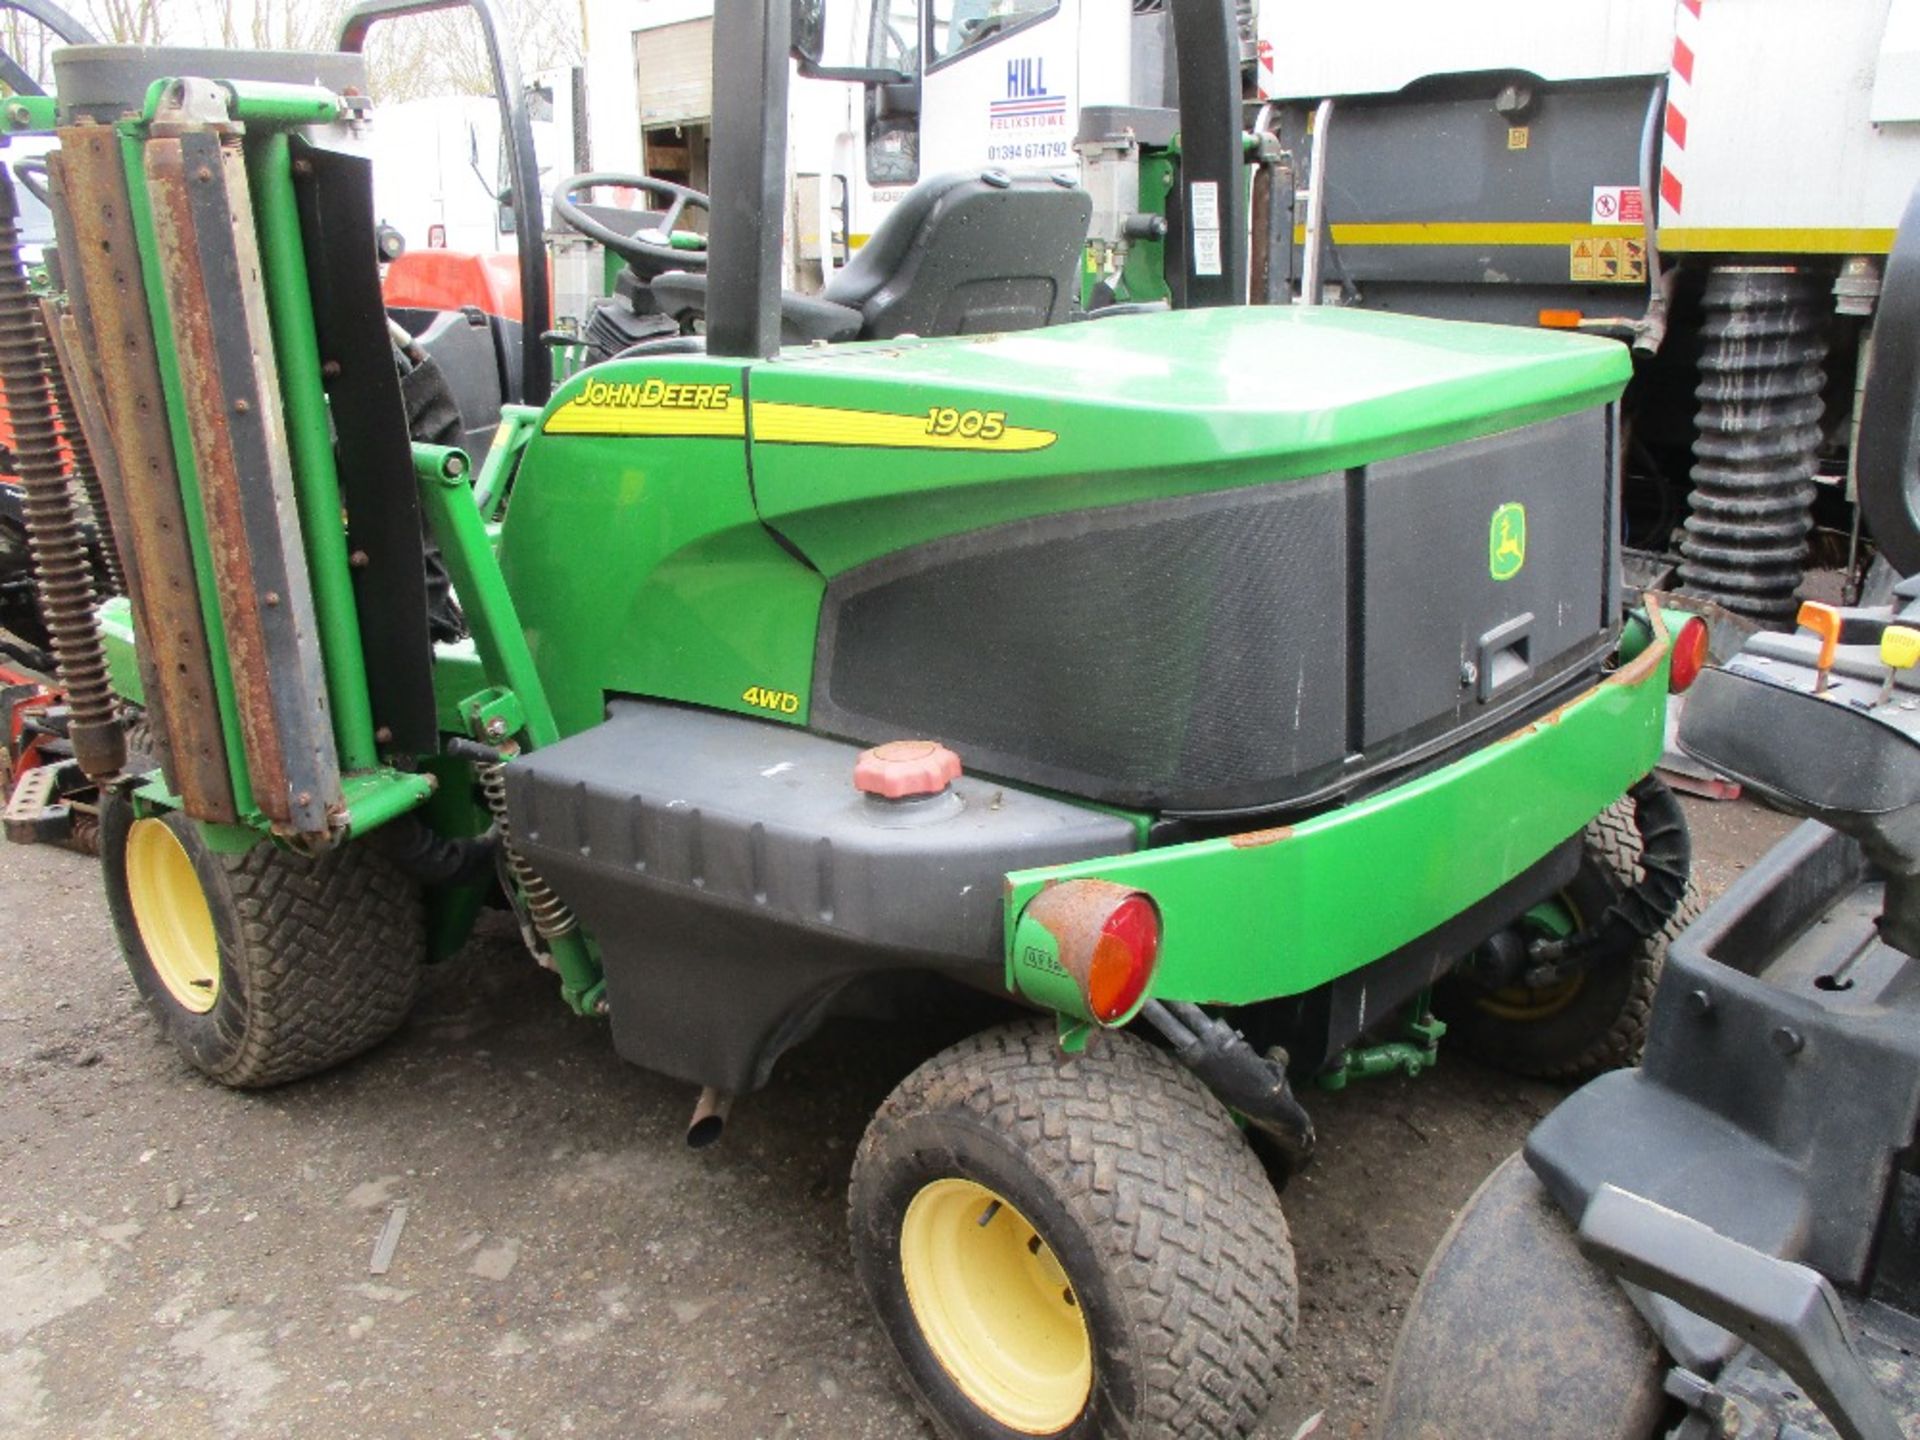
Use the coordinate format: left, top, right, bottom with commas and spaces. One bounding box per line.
101, 794, 422, 1087
850, 1020, 1296, 1440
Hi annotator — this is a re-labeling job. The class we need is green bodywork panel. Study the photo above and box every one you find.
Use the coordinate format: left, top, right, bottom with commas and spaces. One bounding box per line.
498, 357, 824, 738
747, 306, 1626, 574
1003, 624, 1675, 1006
499, 307, 1628, 736
99, 597, 141, 706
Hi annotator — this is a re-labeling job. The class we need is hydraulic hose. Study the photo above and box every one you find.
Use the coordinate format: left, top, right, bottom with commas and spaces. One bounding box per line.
1530, 774, 1692, 969
1140, 999, 1317, 1175
363, 813, 496, 886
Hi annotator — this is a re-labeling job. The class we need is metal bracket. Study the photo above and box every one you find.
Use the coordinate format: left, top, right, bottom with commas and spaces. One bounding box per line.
1318, 1002, 1446, 1090
144, 77, 237, 130
2, 756, 75, 842
457, 686, 525, 746
1055, 1013, 1092, 1054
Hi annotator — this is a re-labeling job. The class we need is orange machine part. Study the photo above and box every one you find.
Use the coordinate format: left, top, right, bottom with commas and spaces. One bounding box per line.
383, 250, 524, 322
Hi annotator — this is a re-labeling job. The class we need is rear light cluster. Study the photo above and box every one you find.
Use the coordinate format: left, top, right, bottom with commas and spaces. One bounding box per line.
1669, 615, 1710, 694
1086, 893, 1161, 1022
1009, 880, 1163, 1027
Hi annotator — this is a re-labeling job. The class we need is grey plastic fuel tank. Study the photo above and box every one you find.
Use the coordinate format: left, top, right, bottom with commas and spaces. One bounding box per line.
503, 700, 1136, 1092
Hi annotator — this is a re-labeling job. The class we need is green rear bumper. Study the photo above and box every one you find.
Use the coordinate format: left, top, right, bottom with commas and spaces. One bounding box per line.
1004, 609, 1676, 1006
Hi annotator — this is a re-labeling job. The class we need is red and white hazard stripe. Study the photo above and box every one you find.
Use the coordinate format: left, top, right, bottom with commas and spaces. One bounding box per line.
1661, 0, 1701, 216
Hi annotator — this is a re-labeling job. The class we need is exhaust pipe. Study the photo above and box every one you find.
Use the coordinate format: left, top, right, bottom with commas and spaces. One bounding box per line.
687, 1087, 732, 1149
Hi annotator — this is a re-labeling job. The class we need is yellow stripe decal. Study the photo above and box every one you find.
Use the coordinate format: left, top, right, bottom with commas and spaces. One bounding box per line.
1295, 222, 1642, 247
542, 386, 1057, 452
1296, 221, 1898, 256
752, 401, 1056, 452
542, 377, 746, 437
1657, 227, 1896, 255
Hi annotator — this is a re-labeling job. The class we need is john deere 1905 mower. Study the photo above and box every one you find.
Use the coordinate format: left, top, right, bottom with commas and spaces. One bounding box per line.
5, 0, 1702, 1433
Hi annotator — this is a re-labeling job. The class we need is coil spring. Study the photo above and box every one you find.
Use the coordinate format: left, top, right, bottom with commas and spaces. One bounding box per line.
1677, 266, 1828, 626
476, 753, 578, 941
0, 170, 122, 779
38, 309, 123, 596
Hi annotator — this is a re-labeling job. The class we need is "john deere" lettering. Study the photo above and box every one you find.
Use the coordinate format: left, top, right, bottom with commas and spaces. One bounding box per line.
575, 378, 734, 410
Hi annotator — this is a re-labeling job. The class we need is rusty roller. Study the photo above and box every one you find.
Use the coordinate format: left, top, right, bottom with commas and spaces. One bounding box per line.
0, 167, 123, 780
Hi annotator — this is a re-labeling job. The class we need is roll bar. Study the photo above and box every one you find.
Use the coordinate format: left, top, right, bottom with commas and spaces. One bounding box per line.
336, 0, 552, 403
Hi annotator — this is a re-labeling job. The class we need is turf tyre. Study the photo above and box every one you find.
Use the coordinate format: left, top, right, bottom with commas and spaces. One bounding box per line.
850, 1018, 1297, 1440
101, 793, 422, 1087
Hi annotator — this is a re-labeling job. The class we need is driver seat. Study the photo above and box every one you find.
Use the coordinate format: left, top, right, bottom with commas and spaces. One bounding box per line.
647, 169, 1092, 346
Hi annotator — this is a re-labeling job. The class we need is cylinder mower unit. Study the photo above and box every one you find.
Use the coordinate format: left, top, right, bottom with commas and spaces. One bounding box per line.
31, 51, 448, 851
21, 1, 1711, 1434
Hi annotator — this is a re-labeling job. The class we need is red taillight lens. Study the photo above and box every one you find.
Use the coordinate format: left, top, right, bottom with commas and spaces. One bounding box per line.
1086, 894, 1161, 1022
1669, 615, 1709, 693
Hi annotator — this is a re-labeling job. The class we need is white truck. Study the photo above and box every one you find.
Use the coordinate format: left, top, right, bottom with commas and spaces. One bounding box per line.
1264, 0, 1920, 622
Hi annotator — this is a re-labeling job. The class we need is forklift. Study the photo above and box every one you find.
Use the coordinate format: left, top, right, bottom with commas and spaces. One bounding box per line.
7, 0, 1702, 1433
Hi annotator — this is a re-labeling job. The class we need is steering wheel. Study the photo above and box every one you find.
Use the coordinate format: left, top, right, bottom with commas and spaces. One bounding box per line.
552, 171, 711, 271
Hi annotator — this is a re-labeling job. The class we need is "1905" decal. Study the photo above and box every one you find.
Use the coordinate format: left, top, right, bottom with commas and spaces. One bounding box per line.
925, 407, 1007, 440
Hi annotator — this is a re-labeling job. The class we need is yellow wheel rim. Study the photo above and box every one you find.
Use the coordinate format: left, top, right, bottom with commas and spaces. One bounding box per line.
1476, 971, 1586, 1021
125, 818, 220, 1014
900, 1178, 1093, 1435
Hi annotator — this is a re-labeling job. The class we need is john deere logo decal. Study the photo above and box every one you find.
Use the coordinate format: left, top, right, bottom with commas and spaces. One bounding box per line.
1489, 503, 1527, 581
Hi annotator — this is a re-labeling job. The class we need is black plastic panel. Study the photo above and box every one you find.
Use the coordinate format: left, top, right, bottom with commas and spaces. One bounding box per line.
813, 408, 1616, 813
504, 700, 1134, 1091
1362, 407, 1612, 748
292, 137, 438, 758
814, 474, 1349, 812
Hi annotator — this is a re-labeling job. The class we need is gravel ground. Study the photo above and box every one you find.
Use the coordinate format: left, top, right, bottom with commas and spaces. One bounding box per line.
0, 794, 1795, 1440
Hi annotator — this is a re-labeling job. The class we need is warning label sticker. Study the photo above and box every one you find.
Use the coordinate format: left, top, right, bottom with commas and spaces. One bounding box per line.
1190, 181, 1222, 276
1570, 235, 1648, 285
1192, 229, 1223, 277
1590, 185, 1646, 226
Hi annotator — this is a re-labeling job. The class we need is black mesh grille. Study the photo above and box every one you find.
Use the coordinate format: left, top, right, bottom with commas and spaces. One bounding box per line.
812, 475, 1351, 810
810, 409, 1617, 814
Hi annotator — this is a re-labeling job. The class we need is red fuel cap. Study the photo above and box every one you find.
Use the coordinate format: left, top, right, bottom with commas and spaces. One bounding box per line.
854, 740, 962, 798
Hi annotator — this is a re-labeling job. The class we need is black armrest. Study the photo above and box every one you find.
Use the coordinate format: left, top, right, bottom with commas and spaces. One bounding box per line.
648, 270, 863, 346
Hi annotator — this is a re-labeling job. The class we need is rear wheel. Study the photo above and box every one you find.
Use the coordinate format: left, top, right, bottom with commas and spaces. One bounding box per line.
850, 1020, 1296, 1440
1439, 799, 1701, 1081
101, 794, 422, 1087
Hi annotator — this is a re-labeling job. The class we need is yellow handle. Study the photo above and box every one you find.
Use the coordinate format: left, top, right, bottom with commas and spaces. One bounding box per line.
1882, 625, 1920, 671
